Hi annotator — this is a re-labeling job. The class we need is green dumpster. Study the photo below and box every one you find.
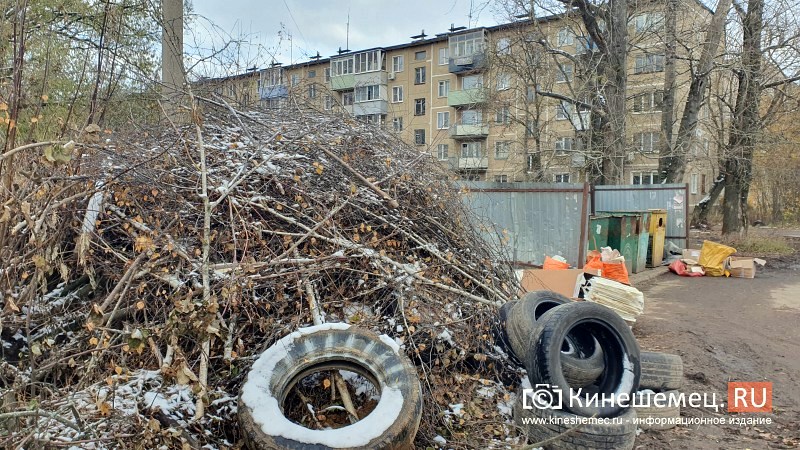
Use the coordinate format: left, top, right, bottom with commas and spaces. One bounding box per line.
588, 215, 613, 253
597, 212, 643, 274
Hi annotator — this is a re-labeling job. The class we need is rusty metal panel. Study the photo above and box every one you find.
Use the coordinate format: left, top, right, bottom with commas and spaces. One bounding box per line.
458, 182, 588, 267
593, 184, 689, 251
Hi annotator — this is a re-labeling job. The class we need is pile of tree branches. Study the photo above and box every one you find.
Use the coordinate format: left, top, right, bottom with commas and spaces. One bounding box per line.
0, 100, 520, 448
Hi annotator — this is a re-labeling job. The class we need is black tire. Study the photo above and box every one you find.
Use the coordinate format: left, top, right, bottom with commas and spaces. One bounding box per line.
633, 390, 680, 430
561, 336, 605, 388
505, 292, 606, 387
525, 302, 641, 418
239, 324, 422, 449
639, 352, 683, 391
496, 300, 522, 365
506, 291, 571, 361
513, 390, 637, 450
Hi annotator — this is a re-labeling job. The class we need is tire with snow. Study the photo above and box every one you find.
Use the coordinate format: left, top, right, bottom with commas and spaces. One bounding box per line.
524, 302, 641, 418
505, 292, 605, 387
238, 323, 422, 450
633, 390, 681, 430
513, 390, 637, 450
639, 352, 683, 391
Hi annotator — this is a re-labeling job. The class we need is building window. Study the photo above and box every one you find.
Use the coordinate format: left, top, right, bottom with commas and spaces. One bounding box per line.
557, 27, 574, 46
392, 86, 403, 103
414, 98, 426, 116
393, 117, 403, 132
358, 114, 385, 125
632, 171, 660, 185
414, 67, 426, 84
527, 154, 536, 172
575, 36, 596, 54
324, 68, 331, 81
392, 55, 404, 73
495, 106, 510, 124
437, 144, 449, 160
438, 47, 449, 65
324, 95, 333, 110
461, 141, 482, 158
415, 50, 427, 61
556, 102, 573, 120
526, 120, 536, 137
331, 57, 354, 76
496, 73, 511, 90
291, 74, 300, 86
634, 54, 665, 74
690, 173, 698, 194
554, 173, 570, 183
342, 91, 354, 106
449, 30, 486, 58
354, 50, 382, 73
355, 85, 380, 102
461, 109, 482, 125
496, 37, 511, 55
527, 86, 536, 102
438, 80, 450, 97
634, 12, 665, 34
437, 111, 450, 129
494, 174, 509, 183
307, 70, 316, 78
701, 174, 707, 194
634, 131, 660, 153
554, 137, 574, 154
556, 63, 573, 82
632, 90, 664, 113
414, 129, 426, 145
308, 84, 317, 99
495, 141, 511, 159
462, 74, 483, 90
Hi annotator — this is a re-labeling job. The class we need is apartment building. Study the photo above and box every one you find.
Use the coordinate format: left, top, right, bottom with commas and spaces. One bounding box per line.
200, 0, 719, 206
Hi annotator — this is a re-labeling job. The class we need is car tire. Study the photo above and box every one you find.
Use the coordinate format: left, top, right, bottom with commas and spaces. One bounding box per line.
639, 352, 683, 391
633, 390, 680, 430
239, 323, 422, 449
524, 302, 641, 418
513, 390, 637, 449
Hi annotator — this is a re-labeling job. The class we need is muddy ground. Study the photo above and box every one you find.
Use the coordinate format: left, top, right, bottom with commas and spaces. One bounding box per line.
632, 254, 800, 449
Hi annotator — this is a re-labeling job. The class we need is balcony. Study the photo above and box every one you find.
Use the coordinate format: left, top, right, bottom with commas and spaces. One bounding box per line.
448, 53, 487, 74
447, 88, 487, 107
450, 123, 489, 138
330, 74, 356, 91
352, 99, 388, 116
259, 84, 288, 100
457, 156, 489, 170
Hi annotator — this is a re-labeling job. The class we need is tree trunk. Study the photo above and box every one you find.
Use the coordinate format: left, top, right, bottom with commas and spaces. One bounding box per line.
659, 0, 677, 179
162, 0, 186, 115
662, 0, 732, 183
721, 0, 763, 235
604, 0, 627, 184
691, 173, 724, 226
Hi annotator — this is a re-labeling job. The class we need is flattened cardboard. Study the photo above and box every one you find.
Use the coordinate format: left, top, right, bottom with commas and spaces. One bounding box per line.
726, 256, 767, 279
520, 269, 597, 299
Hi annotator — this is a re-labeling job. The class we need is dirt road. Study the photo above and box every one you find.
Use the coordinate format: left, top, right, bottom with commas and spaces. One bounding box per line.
633, 262, 800, 449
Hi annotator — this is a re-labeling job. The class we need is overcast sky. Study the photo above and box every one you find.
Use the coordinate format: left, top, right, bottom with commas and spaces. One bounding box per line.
188, 0, 498, 76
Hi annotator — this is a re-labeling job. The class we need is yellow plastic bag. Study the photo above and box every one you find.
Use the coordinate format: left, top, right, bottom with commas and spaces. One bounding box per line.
698, 240, 737, 277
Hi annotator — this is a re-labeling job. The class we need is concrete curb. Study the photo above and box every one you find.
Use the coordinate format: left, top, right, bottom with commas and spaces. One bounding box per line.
628, 265, 671, 288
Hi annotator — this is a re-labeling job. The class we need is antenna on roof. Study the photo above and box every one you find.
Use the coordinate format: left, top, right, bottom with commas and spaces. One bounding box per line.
338, 46, 350, 54
346, 11, 350, 52
449, 23, 467, 32
410, 29, 427, 40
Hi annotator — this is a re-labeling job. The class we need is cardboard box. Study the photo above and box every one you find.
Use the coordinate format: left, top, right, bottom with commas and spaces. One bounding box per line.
726, 256, 766, 278
682, 248, 701, 261
520, 269, 597, 299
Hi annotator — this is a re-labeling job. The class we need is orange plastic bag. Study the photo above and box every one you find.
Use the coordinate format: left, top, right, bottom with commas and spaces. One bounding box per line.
543, 256, 570, 270
601, 261, 630, 285
584, 251, 603, 272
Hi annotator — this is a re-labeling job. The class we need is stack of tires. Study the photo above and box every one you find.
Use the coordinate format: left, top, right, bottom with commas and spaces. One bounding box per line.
500, 291, 683, 449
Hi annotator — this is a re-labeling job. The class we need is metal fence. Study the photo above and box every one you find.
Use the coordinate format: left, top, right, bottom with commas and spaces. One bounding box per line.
458, 182, 590, 267
592, 183, 690, 250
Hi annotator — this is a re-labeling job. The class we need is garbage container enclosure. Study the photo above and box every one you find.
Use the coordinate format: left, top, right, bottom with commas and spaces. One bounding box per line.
647, 209, 667, 267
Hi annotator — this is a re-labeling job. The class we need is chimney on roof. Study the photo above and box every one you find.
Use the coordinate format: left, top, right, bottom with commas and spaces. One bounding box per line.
311, 51, 321, 60
337, 46, 351, 54
410, 29, 427, 40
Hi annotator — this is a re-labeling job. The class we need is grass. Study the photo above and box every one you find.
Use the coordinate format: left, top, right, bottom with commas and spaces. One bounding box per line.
723, 235, 796, 256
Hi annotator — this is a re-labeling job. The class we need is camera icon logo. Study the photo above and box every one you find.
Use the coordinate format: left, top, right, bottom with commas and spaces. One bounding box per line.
523, 384, 563, 410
